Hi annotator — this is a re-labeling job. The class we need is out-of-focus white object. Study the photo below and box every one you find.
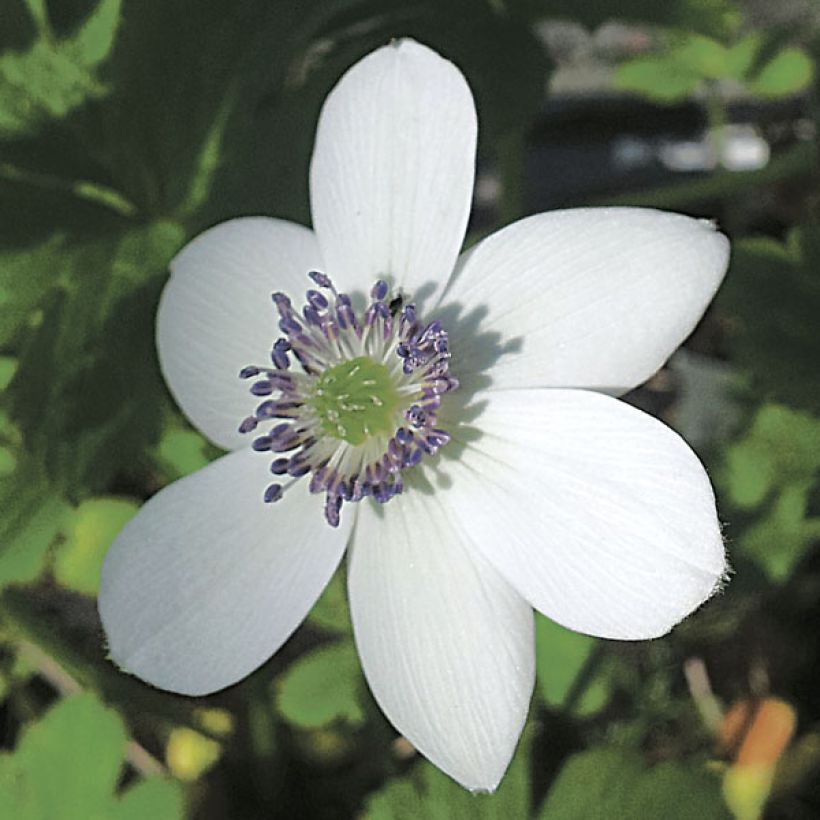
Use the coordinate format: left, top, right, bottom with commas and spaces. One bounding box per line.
659, 124, 770, 173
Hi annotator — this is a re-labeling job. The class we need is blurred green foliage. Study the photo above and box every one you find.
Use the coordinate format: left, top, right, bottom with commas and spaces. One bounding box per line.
537, 748, 730, 820
0, 0, 819, 817
0, 693, 183, 819
615, 32, 814, 103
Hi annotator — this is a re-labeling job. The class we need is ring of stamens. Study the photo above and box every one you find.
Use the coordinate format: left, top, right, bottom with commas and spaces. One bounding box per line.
238, 272, 458, 526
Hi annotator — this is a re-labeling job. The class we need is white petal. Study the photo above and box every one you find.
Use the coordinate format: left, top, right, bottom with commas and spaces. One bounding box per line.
157, 217, 323, 450
99, 449, 351, 695
441, 389, 726, 640
310, 39, 476, 305
443, 208, 729, 394
348, 487, 534, 792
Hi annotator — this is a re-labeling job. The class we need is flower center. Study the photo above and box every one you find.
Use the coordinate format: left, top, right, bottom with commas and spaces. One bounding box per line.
238, 272, 458, 527
309, 357, 401, 446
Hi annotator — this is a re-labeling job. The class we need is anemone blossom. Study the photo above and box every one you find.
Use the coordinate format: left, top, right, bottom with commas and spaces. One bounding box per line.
99, 39, 731, 791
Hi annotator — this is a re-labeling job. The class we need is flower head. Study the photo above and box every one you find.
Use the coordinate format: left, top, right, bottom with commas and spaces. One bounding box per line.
99, 39, 730, 791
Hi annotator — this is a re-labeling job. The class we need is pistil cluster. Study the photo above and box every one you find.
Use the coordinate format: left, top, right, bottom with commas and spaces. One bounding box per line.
238, 272, 458, 526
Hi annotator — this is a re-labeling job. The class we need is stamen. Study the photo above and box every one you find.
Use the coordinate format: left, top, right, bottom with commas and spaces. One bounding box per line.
239, 272, 458, 526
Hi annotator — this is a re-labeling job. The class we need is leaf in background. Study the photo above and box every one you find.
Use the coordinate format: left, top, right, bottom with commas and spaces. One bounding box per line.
111, 779, 185, 820
722, 403, 820, 582
0, 0, 122, 139
0, 692, 184, 820
537, 747, 730, 820
719, 228, 820, 416
53, 496, 139, 595
276, 641, 364, 730
151, 425, 214, 482
8, 221, 184, 494
614, 54, 704, 103
307, 566, 352, 635
673, 33, 729, 79
0, 234, 65, 346
748, 48, 814, 98
535, 614, 610, 716
724, 33, 761, 82
363, 723, 532, 819
0, 461, 67, 590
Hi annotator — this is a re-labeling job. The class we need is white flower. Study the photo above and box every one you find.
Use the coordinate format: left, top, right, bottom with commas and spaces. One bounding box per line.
99, 39, 730, 791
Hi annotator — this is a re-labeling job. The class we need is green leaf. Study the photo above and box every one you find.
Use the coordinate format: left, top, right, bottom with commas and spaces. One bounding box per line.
614, 55, 703, 103
721, 403, 820, 582
151, 426, 213, 482
535, 615, 608, 715
0, 0, 121, 139
724, 404, 820, 506
0, 693, 184, 820
0, 693, 125, 820
724, 33, 761, 81
54, 497, 139, 595
71, 0, 122, 67
740, 481, 817, 582
276, 641, 364, 729
364, 722, 532, 819
673, 34, 729, 79
307, 567, 352, 634
8, 221, 184, 494
112, 778, 185, 820
537, 748, 730, 820
0, 234, 65, 346
749, 48, 814, 98
719, 228, 820, 416
0, 461, 68, 590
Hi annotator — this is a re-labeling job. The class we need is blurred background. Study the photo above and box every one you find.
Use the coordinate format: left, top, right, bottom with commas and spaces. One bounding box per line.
1, 0, 820, 817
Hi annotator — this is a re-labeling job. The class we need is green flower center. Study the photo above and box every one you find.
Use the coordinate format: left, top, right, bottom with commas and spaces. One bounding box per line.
309, 356, 401, 446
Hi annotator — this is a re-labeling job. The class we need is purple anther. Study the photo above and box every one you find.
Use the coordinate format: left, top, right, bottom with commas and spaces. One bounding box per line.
396, 427, 413, 445
238, 416, 258, 434
421, 320, 443, 340
252, 436, 273, 452
288, 459, 311, 478
396, 343, 409, 358
309, 270, 333, 289
239, 365, 260, 379
337, 302, 355, 330
270, 458, 290, 475
268, 372, 294, 389
271, 348, 290, 370
279, 316, 302, 335
338, 480, 352, 501
405, 405, 427, 428
309, 468, 326, 494
435, 338, 449, 354
404, 447, 423, 468
428, 429, 451, 447
251, 381, 274, 396
271, 292, 292, 311
388, 438, 402, 460
304, 305, 323, 326
324, 494, 343, 527
274, 338, 292, 353
264, 483, 283, 503
255, 401, 277, 419
371, 280, 389, 301
375, 302, 391, 320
